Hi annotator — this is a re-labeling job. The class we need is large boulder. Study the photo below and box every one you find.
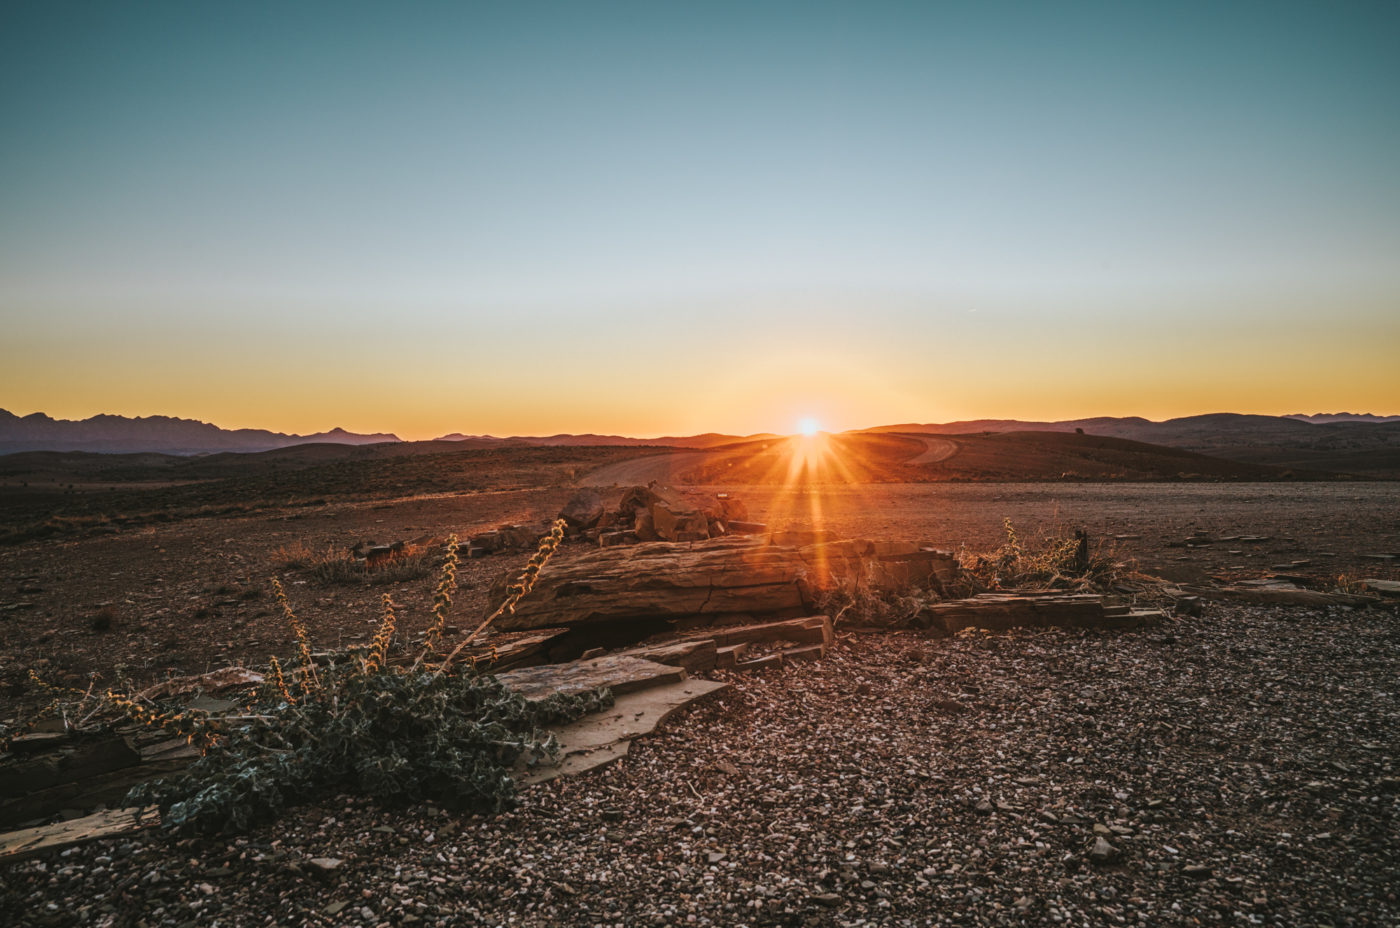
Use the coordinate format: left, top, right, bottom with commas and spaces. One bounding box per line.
559, 488, 606, 530
617, 486, 663, 518
612, 483, 711, 542
650, 498, 710, 542
633, 509, 659, 542
717, 495, 749, 523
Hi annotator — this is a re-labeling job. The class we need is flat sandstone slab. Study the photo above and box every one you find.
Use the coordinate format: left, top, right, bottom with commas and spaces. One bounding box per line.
495, 655, 687, 702
520, 679, 729, 784
920, 594, 1167, 634
0, 806, 160, 865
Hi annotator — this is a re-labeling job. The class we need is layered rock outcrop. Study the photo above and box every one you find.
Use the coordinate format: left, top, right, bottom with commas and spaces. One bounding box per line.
488, 536, 958, 630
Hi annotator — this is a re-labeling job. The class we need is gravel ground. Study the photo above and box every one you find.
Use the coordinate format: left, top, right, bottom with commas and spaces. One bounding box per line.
4, 603, 1398, 928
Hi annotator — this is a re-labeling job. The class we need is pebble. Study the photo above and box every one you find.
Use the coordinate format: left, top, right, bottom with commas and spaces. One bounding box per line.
1089, 837, 1121, 865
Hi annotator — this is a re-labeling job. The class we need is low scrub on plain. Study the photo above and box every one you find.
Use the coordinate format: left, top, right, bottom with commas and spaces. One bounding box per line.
273, 540, 437, 585
955, 519, 1128, 594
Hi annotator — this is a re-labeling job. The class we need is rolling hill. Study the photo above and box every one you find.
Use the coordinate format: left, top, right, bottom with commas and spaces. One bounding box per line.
866, 414, 1400, 478
675, 431, 1319, 484
0, 410, 398, 455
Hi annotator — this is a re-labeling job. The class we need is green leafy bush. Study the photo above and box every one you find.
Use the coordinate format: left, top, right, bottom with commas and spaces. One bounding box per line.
122, 528, 603, 834
128, 665, 609, 834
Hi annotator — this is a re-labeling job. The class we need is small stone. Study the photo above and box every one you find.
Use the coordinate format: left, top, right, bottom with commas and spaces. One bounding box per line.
1088, 837, 1121, 865
811, 893, 843, 907
308, 857, 344, 876
1183, 864, 1213, 879
1173, 596, 1203, 617
323, 901, 349, 916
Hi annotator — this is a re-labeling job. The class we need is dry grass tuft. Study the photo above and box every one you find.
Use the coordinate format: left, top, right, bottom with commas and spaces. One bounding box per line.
273, 540, 436, 585
954, 519, 1132, 594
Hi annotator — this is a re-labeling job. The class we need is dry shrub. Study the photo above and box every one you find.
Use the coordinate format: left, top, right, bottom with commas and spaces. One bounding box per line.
955, 519, 1130, 594
816, 586, 925, 629
271, 540, 317, 568
275, 540, 436, 585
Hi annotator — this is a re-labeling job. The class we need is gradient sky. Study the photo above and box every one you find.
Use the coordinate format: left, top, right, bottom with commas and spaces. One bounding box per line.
2, 1, 1397, 439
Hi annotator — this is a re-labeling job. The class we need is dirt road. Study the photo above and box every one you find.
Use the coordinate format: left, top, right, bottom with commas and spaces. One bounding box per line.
907, 436, 958, 464
580, 450, 724, 486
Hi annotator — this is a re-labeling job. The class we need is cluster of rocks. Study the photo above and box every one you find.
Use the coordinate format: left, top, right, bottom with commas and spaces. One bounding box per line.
456, 523, 551, 558
0, 669, 265, 836
559, 485, 763, 547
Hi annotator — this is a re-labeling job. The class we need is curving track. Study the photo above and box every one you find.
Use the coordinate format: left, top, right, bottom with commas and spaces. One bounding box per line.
907, 436, 958, 464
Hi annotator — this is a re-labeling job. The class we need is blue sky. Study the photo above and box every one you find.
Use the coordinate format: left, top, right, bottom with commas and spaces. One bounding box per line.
2, 1, 1397, 437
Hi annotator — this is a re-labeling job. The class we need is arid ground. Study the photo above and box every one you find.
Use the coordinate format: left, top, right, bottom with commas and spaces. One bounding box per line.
1, 442, 1397, 926
2, 473, 1396, 695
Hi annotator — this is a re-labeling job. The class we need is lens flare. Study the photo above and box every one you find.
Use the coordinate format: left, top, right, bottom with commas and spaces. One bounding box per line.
797, 417, 821, 437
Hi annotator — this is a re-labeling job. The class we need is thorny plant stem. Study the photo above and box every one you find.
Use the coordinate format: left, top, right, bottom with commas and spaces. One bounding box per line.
435, 519, 566, 676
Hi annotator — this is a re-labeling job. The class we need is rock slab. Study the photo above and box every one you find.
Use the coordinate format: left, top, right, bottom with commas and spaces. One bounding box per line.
520, 679, 729, 784
489, 537, 957, 631
495, 655, 687, 701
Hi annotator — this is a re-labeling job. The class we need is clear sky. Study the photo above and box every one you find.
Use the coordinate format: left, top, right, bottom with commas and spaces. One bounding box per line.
2, 1, 1397, 439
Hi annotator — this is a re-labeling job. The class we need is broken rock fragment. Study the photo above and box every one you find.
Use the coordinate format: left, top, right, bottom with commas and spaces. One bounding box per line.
649, 497, 710, 542
558, 488, 605, 530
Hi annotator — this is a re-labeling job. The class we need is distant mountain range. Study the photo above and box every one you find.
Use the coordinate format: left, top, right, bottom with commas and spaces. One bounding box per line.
2, 410, 1398, 477
0, 410, 399, 455
1284, 413, 1400, 424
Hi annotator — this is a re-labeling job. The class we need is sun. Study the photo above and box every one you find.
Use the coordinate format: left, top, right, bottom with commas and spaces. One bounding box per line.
797, 416, 821, 437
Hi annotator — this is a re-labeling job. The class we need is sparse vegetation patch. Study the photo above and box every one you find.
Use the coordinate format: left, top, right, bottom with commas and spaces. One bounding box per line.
955, 519, 1131, 593
8, 530, 607, 836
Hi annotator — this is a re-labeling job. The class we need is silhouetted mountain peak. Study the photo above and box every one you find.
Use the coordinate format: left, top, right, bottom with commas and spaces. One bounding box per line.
0, 410, 399, 455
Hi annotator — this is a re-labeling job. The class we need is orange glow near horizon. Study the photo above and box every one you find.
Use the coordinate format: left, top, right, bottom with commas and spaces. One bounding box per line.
762, 432, 867, 531
3, 315, 1398, 444
786, 432, 833, 484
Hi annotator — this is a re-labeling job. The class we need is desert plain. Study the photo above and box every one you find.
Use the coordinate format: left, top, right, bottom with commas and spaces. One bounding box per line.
1, 435, 1397, 927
